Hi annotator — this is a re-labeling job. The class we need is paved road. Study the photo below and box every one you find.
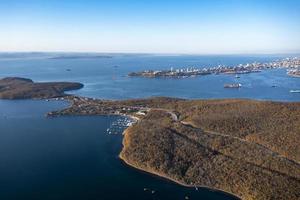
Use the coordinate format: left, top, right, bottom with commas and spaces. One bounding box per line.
151, 108, 178, 121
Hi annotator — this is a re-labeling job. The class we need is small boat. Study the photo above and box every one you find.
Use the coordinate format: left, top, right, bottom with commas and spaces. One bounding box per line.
290, 90, 300, 93
235, 74, 240, 78
224, 83, 242, 88
126, 122, 133, 126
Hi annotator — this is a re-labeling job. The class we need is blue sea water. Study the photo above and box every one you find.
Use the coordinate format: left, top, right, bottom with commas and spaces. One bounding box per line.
0, 54, 299, 101
0, 54, 299, 200
0, 100, 237, 200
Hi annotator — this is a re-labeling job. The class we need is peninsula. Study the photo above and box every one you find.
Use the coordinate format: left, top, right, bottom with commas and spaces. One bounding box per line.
128, 57, 300, 78
0, 77, 83, 99
1, 77, 299, 200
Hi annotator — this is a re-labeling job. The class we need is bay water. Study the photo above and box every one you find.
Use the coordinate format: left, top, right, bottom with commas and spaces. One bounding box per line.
0, 54, 299, 199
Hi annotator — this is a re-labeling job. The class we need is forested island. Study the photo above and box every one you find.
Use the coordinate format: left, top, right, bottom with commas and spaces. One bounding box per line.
0, 77, 299, 200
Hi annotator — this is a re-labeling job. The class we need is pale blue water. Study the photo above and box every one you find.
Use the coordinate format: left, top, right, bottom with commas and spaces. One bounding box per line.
0, 54, 299, 101
0, 54, 299, 200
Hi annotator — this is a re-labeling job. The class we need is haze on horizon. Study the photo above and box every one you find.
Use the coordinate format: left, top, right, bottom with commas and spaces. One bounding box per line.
1, 0, 300, 54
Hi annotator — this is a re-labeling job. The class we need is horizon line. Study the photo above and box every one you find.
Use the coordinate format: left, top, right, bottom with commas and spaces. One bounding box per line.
1, 50, 300, 56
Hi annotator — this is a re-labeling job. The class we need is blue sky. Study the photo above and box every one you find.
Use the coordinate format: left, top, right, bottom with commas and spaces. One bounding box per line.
1, 0, 300, 54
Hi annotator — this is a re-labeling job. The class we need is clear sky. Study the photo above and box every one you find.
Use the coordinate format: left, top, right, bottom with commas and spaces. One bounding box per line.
1, 0, 300, 54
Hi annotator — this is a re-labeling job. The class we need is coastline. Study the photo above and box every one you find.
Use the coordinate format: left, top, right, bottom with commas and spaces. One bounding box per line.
128, 57, 300, 79
288, 74, 300, 78
119, 151, 242, 200
1, 77, 299, 200
119, 127, 242, 200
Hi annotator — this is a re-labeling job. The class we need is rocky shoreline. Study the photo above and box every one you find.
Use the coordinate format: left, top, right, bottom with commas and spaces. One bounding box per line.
119, 128, 243, 200
119, 151, 242, 200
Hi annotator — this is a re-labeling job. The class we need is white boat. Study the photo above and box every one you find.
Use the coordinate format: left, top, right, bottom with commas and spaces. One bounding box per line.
290, 90, 300, 93
224, 83, 242, 88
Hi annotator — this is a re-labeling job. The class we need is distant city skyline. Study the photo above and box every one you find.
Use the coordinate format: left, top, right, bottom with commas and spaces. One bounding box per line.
1, 0, 300, 54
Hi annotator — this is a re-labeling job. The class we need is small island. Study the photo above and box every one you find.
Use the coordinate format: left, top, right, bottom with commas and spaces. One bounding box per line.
1, 77, 299, 200
49, 55, 112, 59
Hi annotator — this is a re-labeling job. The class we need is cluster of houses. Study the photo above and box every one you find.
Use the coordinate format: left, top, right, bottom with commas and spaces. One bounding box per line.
128, 57, 300, 78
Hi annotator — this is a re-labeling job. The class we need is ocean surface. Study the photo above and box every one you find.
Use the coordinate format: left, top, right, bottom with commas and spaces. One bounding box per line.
0, 53, 299, 101
0, 53, 299, 200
